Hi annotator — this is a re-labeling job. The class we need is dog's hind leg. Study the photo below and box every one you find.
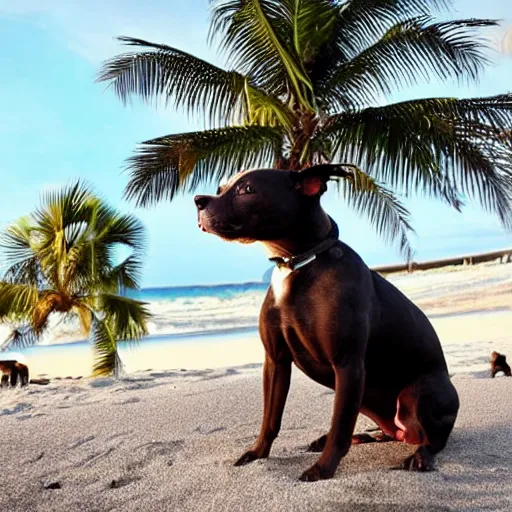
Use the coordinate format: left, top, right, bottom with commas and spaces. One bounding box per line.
352, 410, 399, 445
394, 372, 459, 471
307, 429, 394, 452
306, 403, 399, 452
352, 432, 395, 444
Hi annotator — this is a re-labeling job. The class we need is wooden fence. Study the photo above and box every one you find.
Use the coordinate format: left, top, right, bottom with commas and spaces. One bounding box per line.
372, 247, 512, 275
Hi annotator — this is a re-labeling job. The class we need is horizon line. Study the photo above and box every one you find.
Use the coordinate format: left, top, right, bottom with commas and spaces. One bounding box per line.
139, 244, 512, 291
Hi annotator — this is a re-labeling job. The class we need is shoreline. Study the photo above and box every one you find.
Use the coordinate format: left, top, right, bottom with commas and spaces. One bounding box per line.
1, 260, 511, 379
2, 306, 509, 380
2, 258, 511, 350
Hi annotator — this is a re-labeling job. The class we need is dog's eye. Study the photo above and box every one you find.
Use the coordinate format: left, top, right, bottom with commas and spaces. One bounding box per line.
237, 183, 255, 195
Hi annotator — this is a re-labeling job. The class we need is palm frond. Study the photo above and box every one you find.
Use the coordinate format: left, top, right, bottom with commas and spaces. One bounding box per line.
90, 316, 120, 377
0, 217, 36, 264
332, 0, 450, 60
97, 37, 252, 126
302, 0, 453, 90
320, 17, 496, 110
0, 282, 38, 322
286, 0, 338, 62
102, 256, 142, 294
32, 181, 96, 288
74, 302, 93, 336
90, 293, 148, 377
97, 294, 150, 341
124, 125, 284, 206
46, 186, 145, 294
0, 219, 44, 287
281, 0, 344, 91
209, 0, 314, 110
66, 203, 145, 291
0, 324, 41, 351
35, 181, 94, 235
2, 256, 41, 286
332, 165, 414, 261
63, 238, 112, 294
324, 94, 512, 228
93, 205, 146, 253
243, 82, 295, 129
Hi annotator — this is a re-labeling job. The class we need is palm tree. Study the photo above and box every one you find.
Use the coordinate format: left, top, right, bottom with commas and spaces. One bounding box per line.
0, 182, 151, 377
97, 0, 512, 258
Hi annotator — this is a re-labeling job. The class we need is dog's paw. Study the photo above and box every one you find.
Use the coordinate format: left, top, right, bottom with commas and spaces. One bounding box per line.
306, 434, 327, 453
299, 464, 334, 482
397, 448, 435, 472
234, 450, 260, 467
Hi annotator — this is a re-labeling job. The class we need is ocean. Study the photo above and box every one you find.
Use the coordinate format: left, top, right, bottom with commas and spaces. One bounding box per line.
0, 282, 268, 349
2, 262, 512, 378
129, 282, 268, 339
0, 283, 270, 377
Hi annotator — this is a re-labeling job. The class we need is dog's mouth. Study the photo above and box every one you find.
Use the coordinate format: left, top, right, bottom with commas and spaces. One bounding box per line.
198, 217, 243, 238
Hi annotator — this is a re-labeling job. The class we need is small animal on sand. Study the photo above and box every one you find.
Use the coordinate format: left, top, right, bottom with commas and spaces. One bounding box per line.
195, 164, 459, 481
490, 351, 511, 378
0, 360, 30, 388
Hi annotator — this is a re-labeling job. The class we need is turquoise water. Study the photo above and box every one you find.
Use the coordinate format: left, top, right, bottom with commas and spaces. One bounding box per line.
1, 283, 267, 375
128, 282, 268, 302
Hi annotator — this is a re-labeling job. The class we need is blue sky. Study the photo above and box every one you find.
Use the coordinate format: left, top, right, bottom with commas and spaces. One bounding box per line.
0, 0, 511, 288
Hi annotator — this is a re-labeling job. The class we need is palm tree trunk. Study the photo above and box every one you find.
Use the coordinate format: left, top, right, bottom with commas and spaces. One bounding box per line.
114, 348, 124, 379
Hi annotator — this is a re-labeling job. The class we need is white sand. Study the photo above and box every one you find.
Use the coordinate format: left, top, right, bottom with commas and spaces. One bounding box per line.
0, 370, 511, 511
1, 261, 511, 511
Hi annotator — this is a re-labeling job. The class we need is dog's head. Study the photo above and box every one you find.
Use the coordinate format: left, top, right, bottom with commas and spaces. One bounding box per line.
491, 351, 508, 365
194, 164, 349, 243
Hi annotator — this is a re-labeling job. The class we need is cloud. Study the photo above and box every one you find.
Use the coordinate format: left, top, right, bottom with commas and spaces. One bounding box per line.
483, 22, 512, 57
501, 26, 512, 56
0, 0, 218, 64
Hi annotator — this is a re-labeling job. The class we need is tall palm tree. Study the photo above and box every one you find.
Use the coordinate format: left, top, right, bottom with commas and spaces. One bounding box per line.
97, 0, 512, 258
0, 182, 150, 377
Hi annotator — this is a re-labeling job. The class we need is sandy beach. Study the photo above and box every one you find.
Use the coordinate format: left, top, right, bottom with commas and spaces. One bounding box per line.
1, 261, 512, 511
1, 370, 511, 511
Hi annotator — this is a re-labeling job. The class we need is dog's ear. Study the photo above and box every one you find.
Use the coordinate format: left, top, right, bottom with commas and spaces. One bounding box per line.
291, 164, 352, 197
298, 175, 326, 196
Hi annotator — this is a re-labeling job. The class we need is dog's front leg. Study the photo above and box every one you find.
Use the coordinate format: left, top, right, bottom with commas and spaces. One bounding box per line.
300, 362, 365, 481
235, 354, 291, 466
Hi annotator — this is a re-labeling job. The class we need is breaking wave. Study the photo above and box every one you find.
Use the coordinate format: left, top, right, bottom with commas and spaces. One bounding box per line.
5, 283, 269, 346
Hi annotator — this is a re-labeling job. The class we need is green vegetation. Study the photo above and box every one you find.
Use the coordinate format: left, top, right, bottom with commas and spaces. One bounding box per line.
0, 182, 150, 376
98, 0, 512, 259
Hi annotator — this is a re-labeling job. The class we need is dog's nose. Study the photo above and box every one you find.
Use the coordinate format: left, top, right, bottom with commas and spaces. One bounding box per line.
194, 195, 210, 210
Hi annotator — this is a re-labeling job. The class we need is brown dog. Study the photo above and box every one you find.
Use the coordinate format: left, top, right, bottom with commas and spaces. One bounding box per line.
0, 360, 30, 387
491, 351, 511, 378
195, 164, 459, 481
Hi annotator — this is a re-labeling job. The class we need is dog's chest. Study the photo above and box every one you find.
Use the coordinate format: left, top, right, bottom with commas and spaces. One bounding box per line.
270, 266, 293, 304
